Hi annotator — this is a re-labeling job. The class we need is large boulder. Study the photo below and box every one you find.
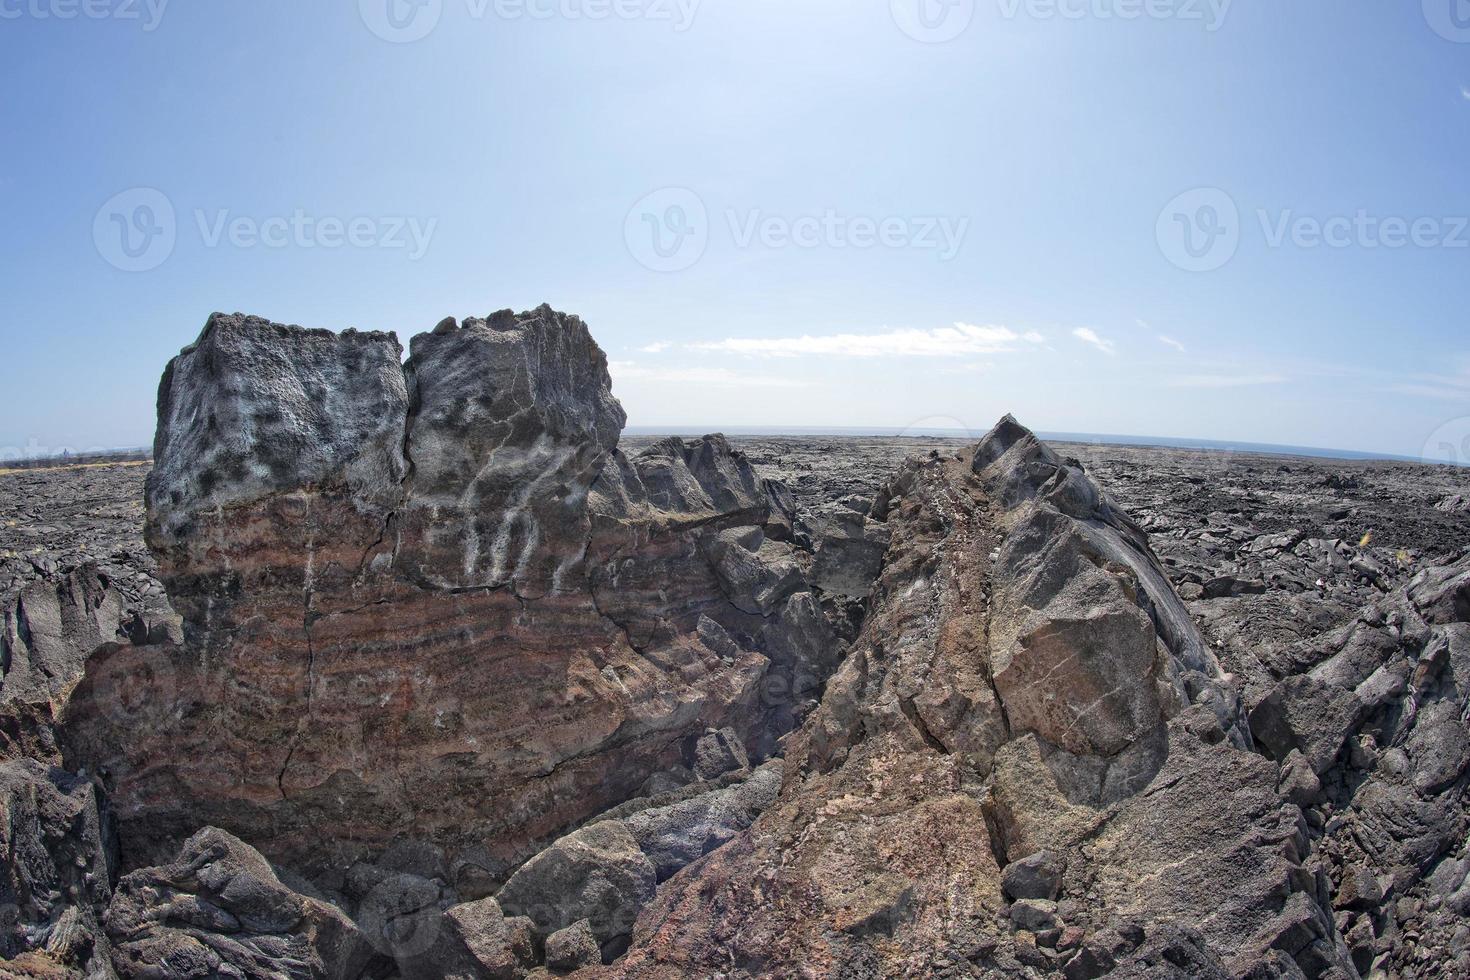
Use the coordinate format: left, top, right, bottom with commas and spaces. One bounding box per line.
494, 820, 655, 958
58, 309, 840, 888
103, 827, 377, 980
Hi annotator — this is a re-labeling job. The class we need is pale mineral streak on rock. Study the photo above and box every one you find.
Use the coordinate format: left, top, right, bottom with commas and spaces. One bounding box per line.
57, 308, 838, 913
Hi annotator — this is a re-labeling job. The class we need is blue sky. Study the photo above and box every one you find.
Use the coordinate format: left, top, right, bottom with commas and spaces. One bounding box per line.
2, 0, 1468, 461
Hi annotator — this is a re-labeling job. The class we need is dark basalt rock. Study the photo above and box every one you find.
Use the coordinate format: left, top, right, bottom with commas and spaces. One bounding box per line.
58, 308, 839, 903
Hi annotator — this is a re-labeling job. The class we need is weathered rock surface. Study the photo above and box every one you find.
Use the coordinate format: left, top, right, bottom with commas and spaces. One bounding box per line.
104, 827, 377, 980
606, 417, 1352, 978
56, 310, 837, 909
0, 758, 115, 976
3, 311, 1469, 978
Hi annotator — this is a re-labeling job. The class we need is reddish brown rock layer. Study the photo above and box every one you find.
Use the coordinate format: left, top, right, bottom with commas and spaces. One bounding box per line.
58, 310, 838, 891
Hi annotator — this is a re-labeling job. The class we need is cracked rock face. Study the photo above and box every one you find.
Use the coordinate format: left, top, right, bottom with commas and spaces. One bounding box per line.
58, 309, 837, 891
607, 417, 1352, 978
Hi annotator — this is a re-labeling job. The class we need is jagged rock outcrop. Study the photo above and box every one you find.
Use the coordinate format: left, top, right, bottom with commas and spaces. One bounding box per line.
104, 827, 378, 980
0, 759, 116, 976
606, 416, 1353, 978
1277, 555, 1470, 977
57, 310, 837, 910
25, 305, 1466, 978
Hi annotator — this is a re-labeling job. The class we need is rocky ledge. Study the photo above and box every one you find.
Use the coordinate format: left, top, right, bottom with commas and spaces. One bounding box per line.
0, 308, 1466, 979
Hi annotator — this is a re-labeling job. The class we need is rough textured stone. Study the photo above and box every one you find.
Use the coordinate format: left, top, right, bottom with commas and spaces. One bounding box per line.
58, 309, 838, 887
493, 820, 655, 954
607, 417, 1344, 979
1249, 674, 1365, 775
0, 759, 114, 974
544, 918, 600, 972
104, 827, 376, 980
1001, 849, 1066, 901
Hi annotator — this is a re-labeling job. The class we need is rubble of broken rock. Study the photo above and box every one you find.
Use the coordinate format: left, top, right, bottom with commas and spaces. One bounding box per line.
1, 309, 1469, 980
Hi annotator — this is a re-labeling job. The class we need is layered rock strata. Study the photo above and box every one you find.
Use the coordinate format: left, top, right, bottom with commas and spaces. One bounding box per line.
58, 310, 838, 899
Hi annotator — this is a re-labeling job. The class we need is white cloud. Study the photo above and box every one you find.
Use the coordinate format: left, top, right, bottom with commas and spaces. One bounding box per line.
1461, 85, 1470, 101
1165, 373, 1288, 388
689, 323, 1046, 358
636, 342, 671, 353
609, 360, 808, 388
1071, 327, 1116, 355
1158, 335, 1186, 353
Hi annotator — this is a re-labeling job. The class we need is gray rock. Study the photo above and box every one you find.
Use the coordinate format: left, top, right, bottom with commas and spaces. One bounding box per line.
146, 312, 408, 554
1, 565, 124, 704
1002, 849, 1066, 901
544, 918, 601, 972
398, 306, 625, 595
399, 896, 535, 980
0, 759, 113, 971
623, 760, 782, 880
1009, 898, 1059, 932
105, 827, 376, 980
704, 526, 805, 616
1277, 749, 1322, 807
689, 726, 750, 781
1333, 866, 1384, 911
494, 820, 655, 953
1249, 674, 1365, 775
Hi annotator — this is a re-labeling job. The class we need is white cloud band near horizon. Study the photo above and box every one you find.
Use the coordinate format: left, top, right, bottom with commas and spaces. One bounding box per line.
686, 323, 1047, 358
609, 360, 809, 388
1166, 373, 1289, 388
